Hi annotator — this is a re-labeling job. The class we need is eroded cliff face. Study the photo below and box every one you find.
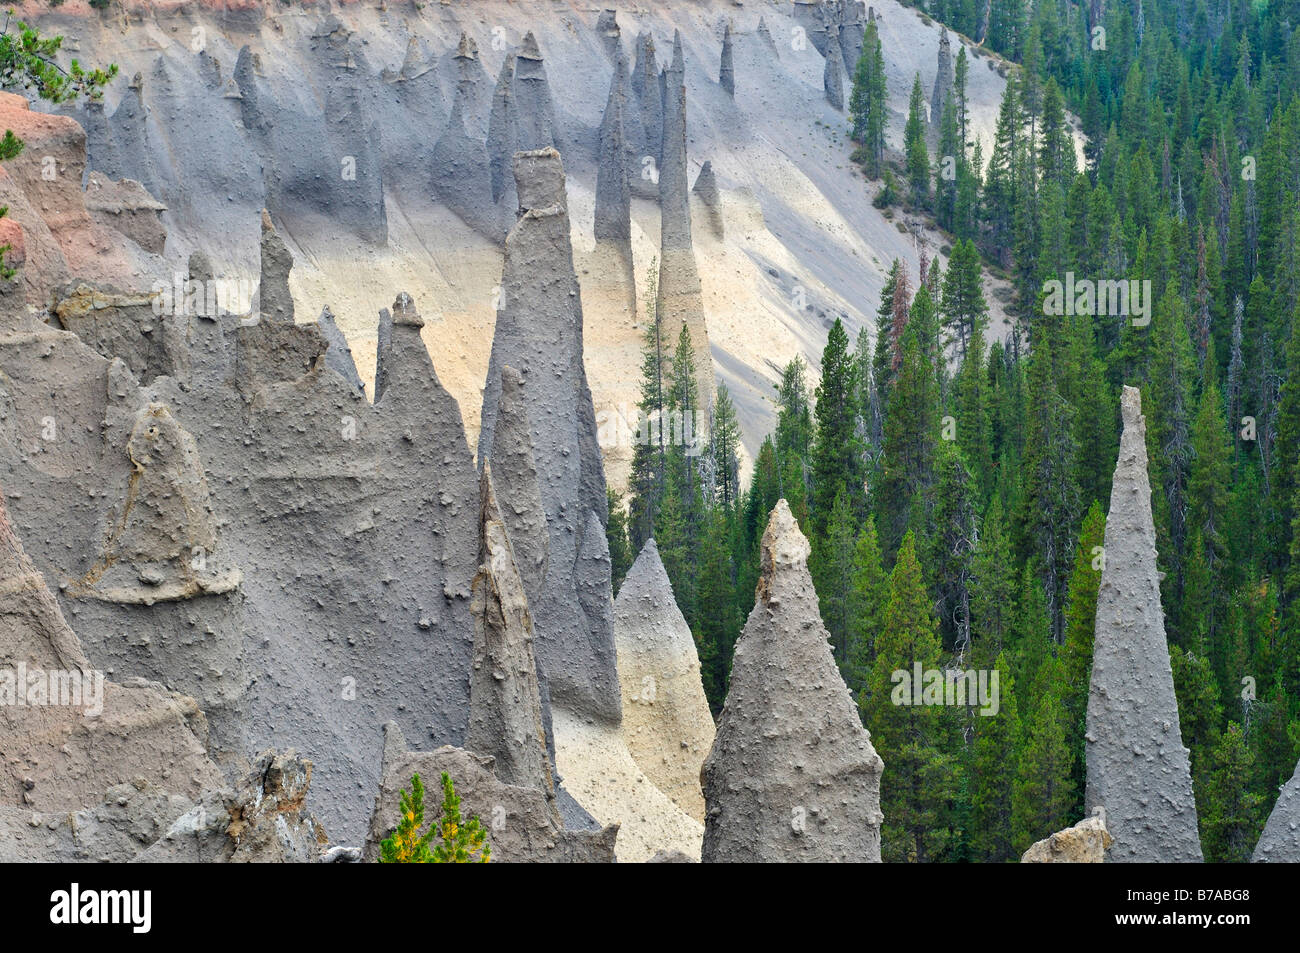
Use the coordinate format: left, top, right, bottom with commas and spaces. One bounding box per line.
16, 0, 1015, 491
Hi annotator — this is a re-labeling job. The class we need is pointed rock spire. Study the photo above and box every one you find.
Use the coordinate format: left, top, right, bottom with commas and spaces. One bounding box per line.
465, 466, 557, 810
701, 500, 884, 862
757, 17, 778, 55
488, 55, 519, 206
632, 32, 663, 166
258, 209, 294, 324
656, 33, 716, 410
478, 149, 620, 724
931, 29, 954, 134
615, 539, 715, 822
514, 33, 556, 151
1254, 757, 1300, 861
1085, 387, 1203, 862
318, 306, 364, 393
824, 29, 846, 111
373, 307, 393, 402
719, 23, 735, 97
693, 160, 724, 240
596, 50, 632, 243
76, 402, 240, 605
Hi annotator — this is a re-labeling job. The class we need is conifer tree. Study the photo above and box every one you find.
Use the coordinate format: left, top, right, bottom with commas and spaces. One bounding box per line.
865, 532, 959, 861
905, 74, 932, 207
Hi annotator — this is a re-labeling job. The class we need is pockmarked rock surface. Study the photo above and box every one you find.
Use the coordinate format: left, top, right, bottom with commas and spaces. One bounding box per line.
701, 499, 883, 862
1021, 813, 1113, 863
0, 485, 224, 815
1253, 757, 1300, 862
466, 465, 556, 811
1085, 386, 1203, 863
614, 539, 715, 823
478, 148, 620, 726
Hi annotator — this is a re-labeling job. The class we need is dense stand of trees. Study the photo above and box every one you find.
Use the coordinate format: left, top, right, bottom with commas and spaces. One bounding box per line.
608, 0, 1300, 861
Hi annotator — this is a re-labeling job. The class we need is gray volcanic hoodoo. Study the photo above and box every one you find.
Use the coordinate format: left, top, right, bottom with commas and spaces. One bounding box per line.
595, 50, 632, 243
701, 500, 883, 862
514, 33, 557, 152
373, 306, 393, 401
757, 17, 779, 55
656, 33, 716, 410
466, 465, 556, 813
693, 161, 724, 241
1253, 757, 1300, 861
719, 24, 735, 97
317, 306, 364, 393
615, 539, 715, 822
488, 55, 519, 207
258, 209, 294, 324
931, 29, 954, 138
824, 29, 846, 111
478, 149, 621, 725
632, 32, 663, 173
1085, 386, 1203, 862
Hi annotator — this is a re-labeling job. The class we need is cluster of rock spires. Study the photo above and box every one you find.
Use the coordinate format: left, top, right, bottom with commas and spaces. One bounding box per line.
794, 0, 868, 110
5, 7, 1300, 866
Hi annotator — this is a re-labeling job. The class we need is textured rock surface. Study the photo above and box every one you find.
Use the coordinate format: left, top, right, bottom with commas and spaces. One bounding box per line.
1085, 387, 1203, 862
824, 29, 846, 111
614, 539, 715, 822
595, 50, 632, 243
317, 306, 365, 394
466, 465, 556, 811
0, 485, 224, 814
364, 723, 617, 863
478, 149, 620, 725
258, 209, 294, 324
701, 500, 883, 862
1021, 813, 1113, 863
1253, 757, 1300, 861
140, 750, 327, 863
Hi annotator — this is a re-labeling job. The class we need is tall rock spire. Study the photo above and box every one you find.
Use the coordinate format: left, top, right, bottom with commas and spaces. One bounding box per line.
719, 23, 735, 97
931, 29, 954, 138
466, 465, 557, 814
478, 149, 621, 724
615, 539, 715, 822
632, 32, 663, 171
701, 500, 884, 862
487, 55, 519, 207
595, 50, 632, 242
824, 29, 846, 111
258, 209, 294, 324
1085, 387, 1203, 862
513, 33, 557, 151
656, 32, 716, 410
